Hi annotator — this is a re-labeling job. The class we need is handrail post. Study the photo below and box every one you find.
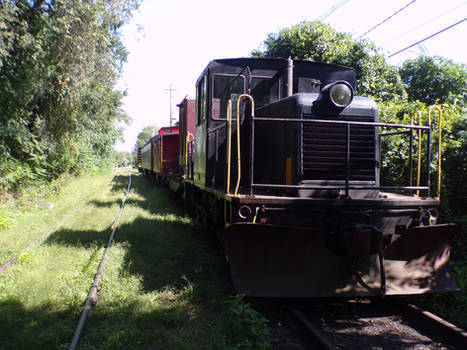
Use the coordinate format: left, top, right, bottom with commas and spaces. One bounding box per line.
408, 113, 414, 190
429, 105, 443, 199
185, 132, 194, 178
250, 110, 255, 196
416, 111, 422, 197
234, 94, 255, 196
426, 127, 431, 198
226, 100, 233, 194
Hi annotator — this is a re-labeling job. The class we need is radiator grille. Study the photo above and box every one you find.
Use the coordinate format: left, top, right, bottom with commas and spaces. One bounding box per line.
302, 114, 376, 181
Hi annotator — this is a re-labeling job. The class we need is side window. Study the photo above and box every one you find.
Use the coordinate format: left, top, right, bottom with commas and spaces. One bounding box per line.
251, 77, 279, 107
196, 75, 207, 125
212, 75, 244, 120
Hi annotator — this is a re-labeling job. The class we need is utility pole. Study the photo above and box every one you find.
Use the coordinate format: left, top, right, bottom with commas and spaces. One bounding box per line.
164, 84, 177, 126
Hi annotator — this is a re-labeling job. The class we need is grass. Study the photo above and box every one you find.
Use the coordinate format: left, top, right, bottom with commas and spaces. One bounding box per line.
0, 168, 269, 349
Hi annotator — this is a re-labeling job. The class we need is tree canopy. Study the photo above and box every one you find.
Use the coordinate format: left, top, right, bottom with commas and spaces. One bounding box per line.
399, 56, 467, 107
135, 125, 159, 150
0, 0, 140, 193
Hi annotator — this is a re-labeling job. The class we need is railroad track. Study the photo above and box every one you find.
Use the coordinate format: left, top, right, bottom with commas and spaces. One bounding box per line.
68, 174, 131, 350
0, 175, 122, 274
289, 299, 467, 350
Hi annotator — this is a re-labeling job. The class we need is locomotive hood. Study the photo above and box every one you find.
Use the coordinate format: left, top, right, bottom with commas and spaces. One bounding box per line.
256, 93, 378, 120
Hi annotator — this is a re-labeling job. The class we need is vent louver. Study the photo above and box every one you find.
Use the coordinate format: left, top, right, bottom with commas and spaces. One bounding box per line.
301, 114, 376, 182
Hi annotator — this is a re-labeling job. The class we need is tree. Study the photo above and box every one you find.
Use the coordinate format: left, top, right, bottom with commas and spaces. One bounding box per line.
115, 151, 131, 167
0, 0, 140, 193
397, 57, 466, 212
399, 56, 467, 107
135, 125, 158, 149
251, 21, 406, 102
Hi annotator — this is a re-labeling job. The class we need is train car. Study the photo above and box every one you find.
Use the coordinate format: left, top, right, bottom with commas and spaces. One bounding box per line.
136, 147, 143, 172
139, 126, 179, 184
140, 139, 154, 175
177, 57, 457, 298
151, 126, 180, 184
177, 98, 196, 179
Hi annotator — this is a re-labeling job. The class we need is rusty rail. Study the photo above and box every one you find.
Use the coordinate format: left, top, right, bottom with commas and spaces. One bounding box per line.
68, 174, 132, 350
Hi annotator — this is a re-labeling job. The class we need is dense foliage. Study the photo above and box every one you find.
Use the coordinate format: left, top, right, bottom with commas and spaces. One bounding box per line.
400, 56, 467, 106
0, 0, 139, 194
135, 125, 158, 149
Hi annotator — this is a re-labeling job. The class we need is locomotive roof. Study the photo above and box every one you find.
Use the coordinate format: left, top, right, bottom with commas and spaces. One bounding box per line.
196, 57, 357, 90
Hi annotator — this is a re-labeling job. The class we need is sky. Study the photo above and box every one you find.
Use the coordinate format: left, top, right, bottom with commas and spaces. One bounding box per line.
114, 0, 467, 152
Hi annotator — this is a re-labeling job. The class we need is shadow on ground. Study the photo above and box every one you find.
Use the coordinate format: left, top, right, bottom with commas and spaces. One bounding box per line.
44, 172, 232, 293
0, 172, 235, 349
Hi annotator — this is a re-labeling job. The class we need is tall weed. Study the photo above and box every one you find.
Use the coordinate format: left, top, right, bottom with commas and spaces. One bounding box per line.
228, 295, 271, 350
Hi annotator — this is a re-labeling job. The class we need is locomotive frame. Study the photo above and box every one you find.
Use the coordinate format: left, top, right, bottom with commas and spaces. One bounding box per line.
138, 57, 457, 298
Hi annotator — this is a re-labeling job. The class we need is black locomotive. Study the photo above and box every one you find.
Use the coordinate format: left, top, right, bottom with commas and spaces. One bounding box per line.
139, 57, 457, 298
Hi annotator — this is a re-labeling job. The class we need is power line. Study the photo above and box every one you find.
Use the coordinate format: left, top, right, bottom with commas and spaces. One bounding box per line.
383, 1, 467, 46
358, 0, 417, 39
164, 84, 177, 126
388, 17, 467, 58
319, 0, 352, 21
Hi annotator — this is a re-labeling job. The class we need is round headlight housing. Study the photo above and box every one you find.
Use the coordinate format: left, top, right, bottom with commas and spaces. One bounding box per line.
329, 82, 353, 108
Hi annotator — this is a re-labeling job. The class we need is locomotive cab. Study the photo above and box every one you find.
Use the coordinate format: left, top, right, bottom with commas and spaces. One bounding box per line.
192, 58, 290, 190
191, 57, 366, 198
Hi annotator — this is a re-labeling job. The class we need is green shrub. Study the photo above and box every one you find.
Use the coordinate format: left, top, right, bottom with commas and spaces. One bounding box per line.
228, 295, 270, 350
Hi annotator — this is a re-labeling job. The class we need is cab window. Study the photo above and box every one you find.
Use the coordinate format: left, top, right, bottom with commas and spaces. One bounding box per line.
212, 75, 244, 120
251, 77, 279, 107
196, 75, 207, 125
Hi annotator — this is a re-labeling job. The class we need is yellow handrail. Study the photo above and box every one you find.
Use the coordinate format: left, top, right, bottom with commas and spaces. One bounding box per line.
234, 94, 255, 195
429, 105, 443, 199
415, 111, 422, 197
185, 131, 194, 177
226, 100, 233, 194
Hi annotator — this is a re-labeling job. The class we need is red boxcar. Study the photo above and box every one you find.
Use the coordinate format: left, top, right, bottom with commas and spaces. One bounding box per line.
177, 98, 196, 177
151, 126, 179, 182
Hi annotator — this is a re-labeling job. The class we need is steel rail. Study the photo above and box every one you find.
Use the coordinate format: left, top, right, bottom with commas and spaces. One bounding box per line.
291, 301, 466, 349
291, 308, 336, 350
68, 174, 132, 350
402, 304, 467, 349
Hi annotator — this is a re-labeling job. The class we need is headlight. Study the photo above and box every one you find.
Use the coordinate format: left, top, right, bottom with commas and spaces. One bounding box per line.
330, 83, 353, 107
312, 81, 354, 114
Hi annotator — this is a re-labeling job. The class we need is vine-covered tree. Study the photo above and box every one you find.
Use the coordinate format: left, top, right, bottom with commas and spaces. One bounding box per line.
0, 0, 140, 193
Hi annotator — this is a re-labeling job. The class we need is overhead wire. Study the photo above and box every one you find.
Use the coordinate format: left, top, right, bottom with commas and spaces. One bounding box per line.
358, 0, 417, 39
388, 17, 467, 57
318, 0, 352, 21
383, 1, 467, 46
